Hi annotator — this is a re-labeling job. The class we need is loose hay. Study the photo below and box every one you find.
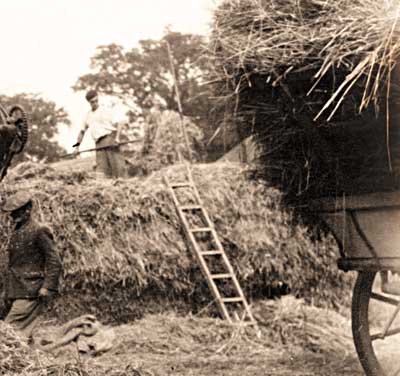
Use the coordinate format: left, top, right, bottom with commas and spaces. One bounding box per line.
0, 301, 359, 375
134, 109, 204, 173
0, 300, 359, 375
45, 300, 357, 376
208, 0, 400, 200
0, 321, 35, 375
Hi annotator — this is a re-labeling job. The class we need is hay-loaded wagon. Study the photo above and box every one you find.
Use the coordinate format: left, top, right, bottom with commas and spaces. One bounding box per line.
309, 58, 400, 376
0, 103, 28, 181
209, 1, 400, 373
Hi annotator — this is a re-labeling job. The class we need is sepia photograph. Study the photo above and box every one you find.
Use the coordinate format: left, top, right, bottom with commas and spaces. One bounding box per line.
1, 1, 400, 375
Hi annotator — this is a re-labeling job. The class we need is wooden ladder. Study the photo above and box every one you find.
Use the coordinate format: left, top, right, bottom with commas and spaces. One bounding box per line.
164, 166, 255, 324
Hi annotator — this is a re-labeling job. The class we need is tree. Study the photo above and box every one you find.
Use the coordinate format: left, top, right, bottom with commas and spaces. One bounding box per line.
0, 93, 68, 162
73, 30, 215, 138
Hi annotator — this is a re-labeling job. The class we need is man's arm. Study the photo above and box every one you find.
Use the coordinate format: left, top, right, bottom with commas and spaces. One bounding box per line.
73, 123, 89, 151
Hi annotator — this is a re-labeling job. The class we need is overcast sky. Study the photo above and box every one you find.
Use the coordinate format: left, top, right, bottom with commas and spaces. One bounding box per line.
0, 0, 216, 151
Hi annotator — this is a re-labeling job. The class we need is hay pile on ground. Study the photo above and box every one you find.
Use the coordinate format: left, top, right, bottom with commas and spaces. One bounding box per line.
100, 302, 356, 375
0, 320, 110, 376
0, 162, 353, 322
0, 321, 37, 375
209, 0, 400, 200
0, 300, 360, 375
28, 299, 359, 376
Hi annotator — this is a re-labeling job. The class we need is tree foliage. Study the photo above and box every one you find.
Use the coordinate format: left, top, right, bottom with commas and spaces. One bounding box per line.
73, 30, 215, 136
0, 93, 68, 162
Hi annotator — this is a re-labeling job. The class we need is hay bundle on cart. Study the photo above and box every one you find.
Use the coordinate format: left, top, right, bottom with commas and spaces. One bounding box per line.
209, 0, 400, 200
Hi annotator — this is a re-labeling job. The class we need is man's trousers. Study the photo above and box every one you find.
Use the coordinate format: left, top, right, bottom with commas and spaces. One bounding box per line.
5, 299, 44, 340
95, 133, 127, 179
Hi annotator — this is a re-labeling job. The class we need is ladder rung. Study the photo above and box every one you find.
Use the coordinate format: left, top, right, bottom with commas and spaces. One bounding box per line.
180, 205, 202, 211
211, 273, 233, 279
170, 182, 191, 188
190, 227, 212, 233
200, 250, 223, 256
221, 297, 244, 303
230, 320, 258, 326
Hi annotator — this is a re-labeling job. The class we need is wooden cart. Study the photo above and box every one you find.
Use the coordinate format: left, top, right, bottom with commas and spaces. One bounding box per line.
315, 191, 400, 376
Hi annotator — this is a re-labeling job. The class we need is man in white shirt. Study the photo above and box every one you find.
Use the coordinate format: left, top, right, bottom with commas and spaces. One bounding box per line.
73, 90, 127, 178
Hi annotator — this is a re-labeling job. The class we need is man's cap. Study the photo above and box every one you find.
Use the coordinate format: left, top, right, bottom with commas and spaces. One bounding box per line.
85, 90, 98, 102
2, 191, 32, 212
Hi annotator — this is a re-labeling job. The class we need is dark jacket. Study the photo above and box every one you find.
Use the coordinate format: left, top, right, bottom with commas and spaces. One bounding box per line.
5, 220, 62, 300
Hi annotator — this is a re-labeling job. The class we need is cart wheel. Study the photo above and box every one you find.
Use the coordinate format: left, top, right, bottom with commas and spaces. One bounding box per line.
352, 271, 400, 376
9, 105, 28, 154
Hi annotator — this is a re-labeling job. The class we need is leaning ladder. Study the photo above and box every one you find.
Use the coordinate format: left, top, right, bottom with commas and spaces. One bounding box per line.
164, 166, 255, 324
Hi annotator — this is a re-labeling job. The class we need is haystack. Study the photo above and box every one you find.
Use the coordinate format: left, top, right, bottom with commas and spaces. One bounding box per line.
0, 161, 352, 322
209, 0, 400, 200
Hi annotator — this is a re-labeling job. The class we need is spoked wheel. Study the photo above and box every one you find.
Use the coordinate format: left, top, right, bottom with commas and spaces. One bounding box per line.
8, 105, 28, 153
352, 271, 400, 376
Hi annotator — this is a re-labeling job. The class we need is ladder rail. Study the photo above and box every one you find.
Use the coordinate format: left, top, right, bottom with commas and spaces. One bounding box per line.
164, 168, 255, 324
164, 175, 232, 321
186, 172, 256, 322
209, 228, 256, 322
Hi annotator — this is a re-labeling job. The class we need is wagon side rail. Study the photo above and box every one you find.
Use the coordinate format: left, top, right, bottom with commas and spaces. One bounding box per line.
311, 191, 400, 272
